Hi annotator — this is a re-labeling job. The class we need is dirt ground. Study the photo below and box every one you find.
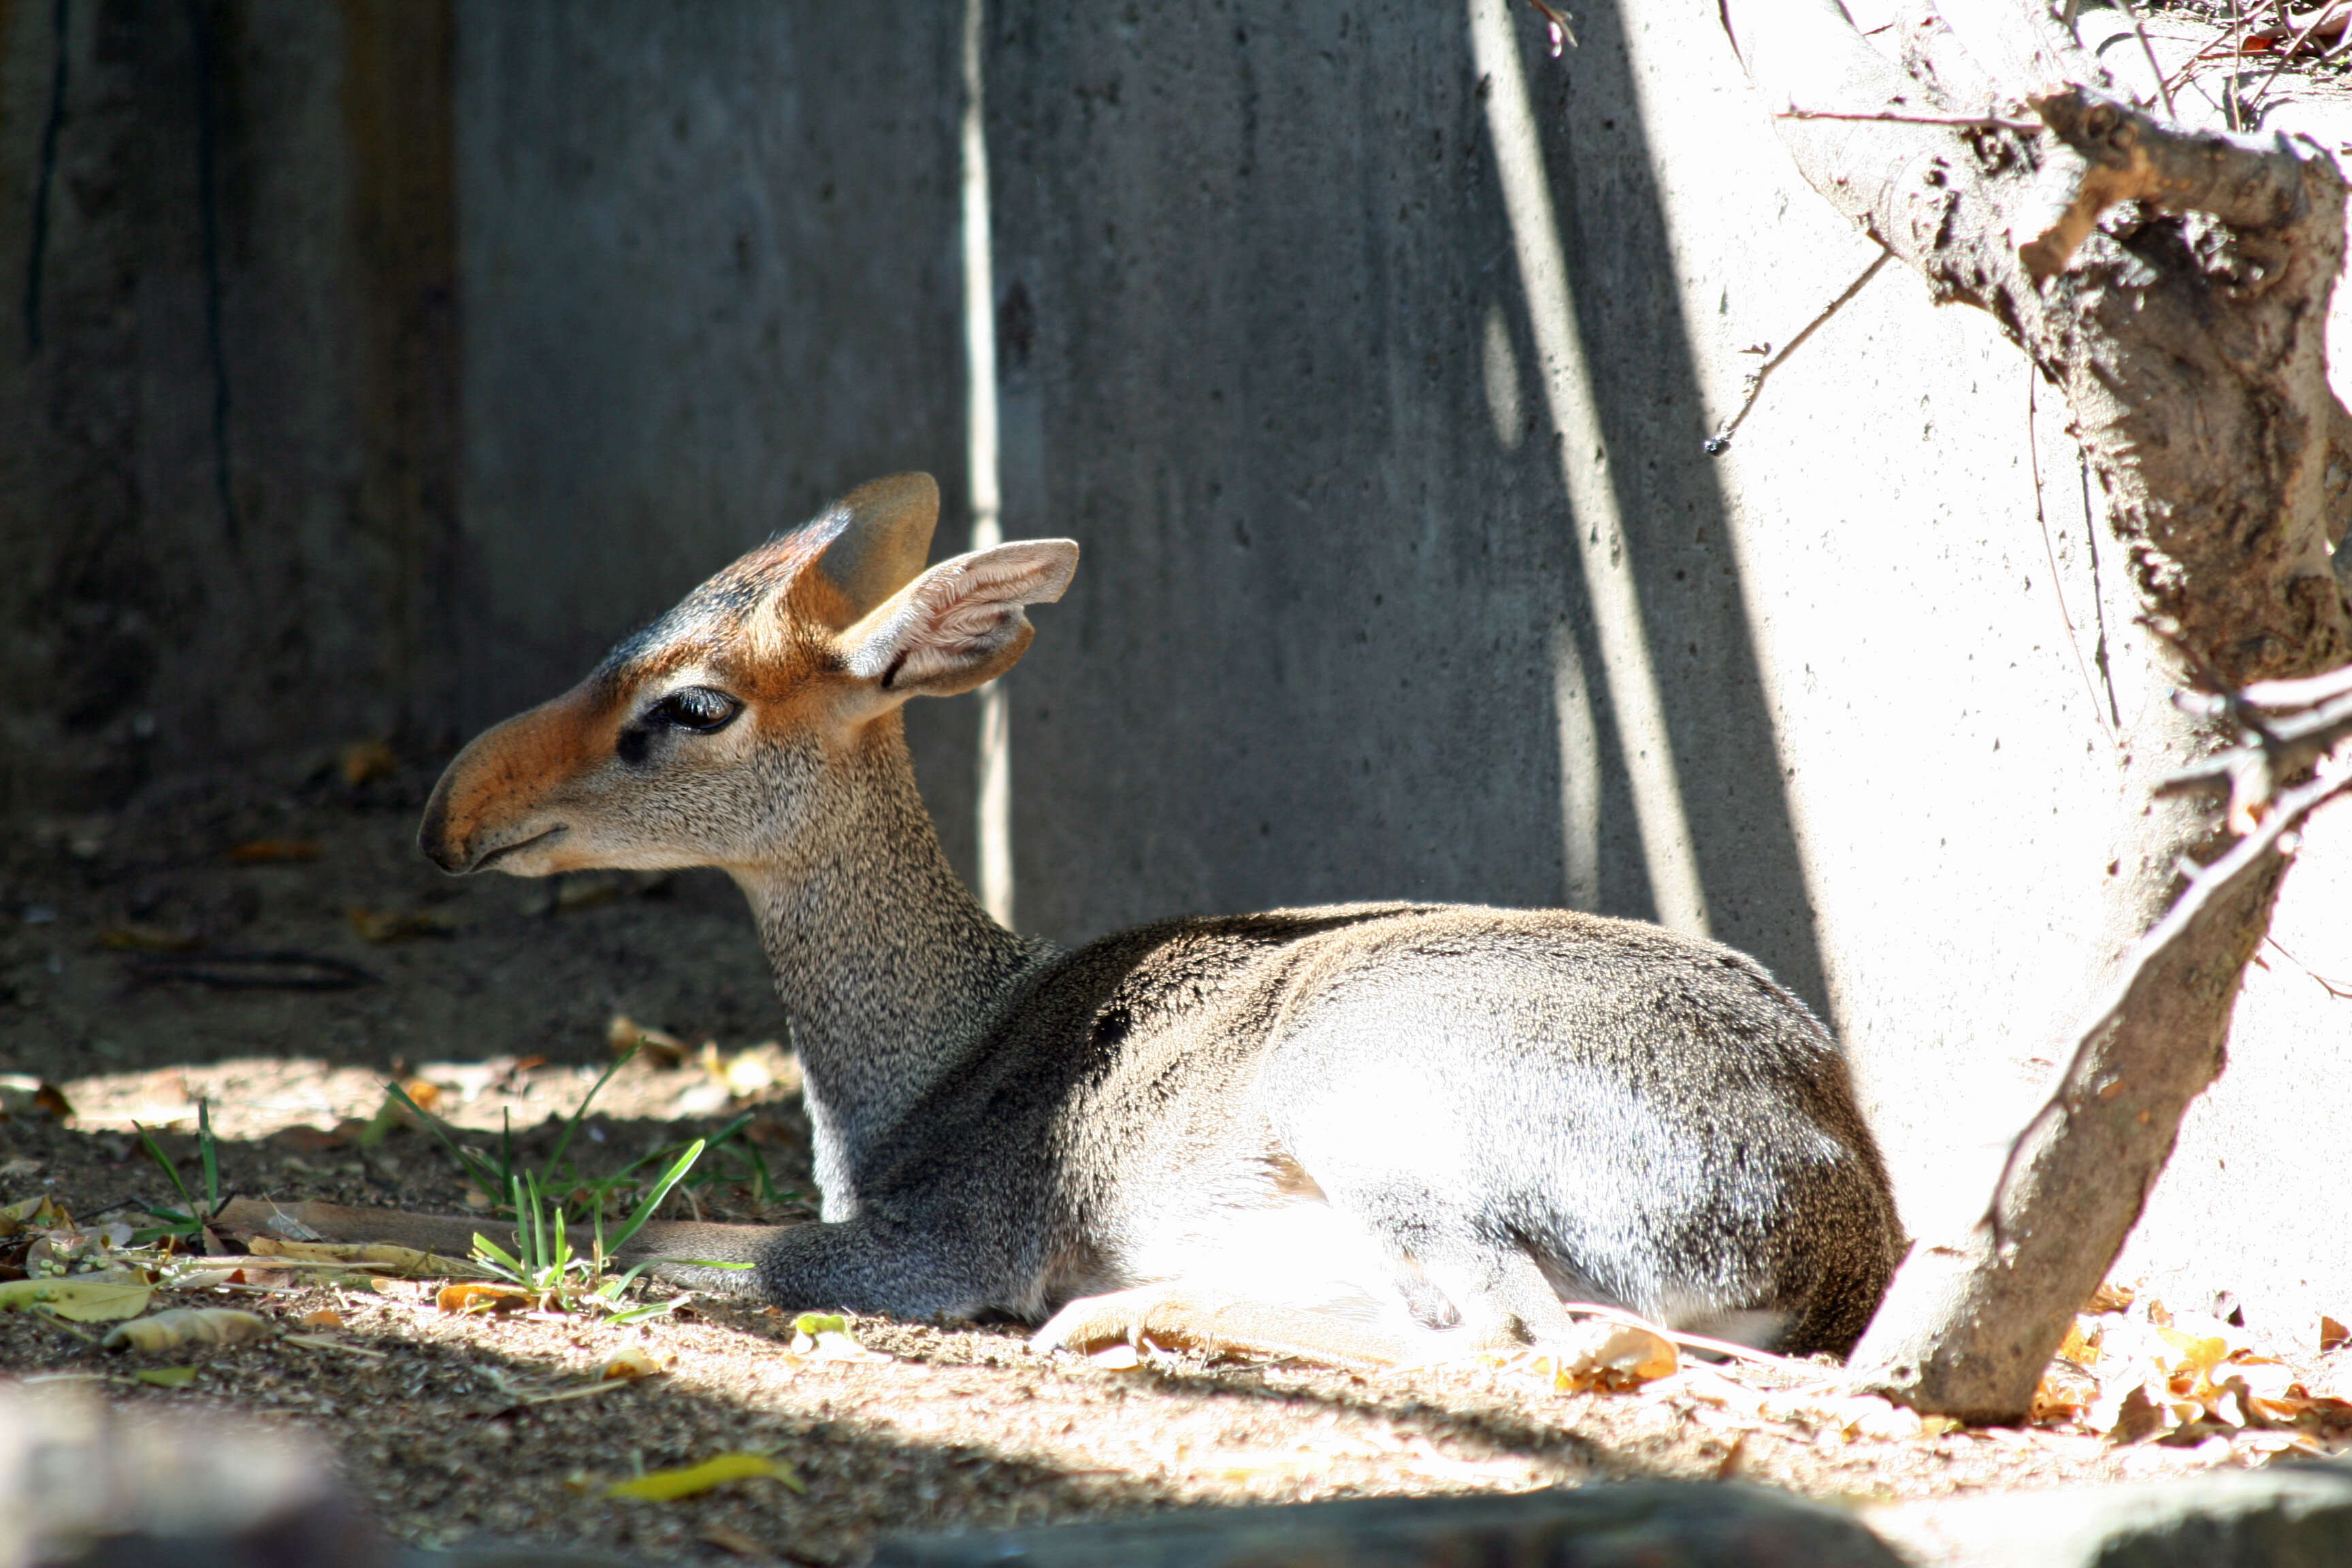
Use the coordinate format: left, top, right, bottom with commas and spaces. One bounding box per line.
3, 758, 2348, 1566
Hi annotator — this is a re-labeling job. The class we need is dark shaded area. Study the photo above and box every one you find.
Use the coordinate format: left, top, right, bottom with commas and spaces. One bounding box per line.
0, 0, 1820, 1002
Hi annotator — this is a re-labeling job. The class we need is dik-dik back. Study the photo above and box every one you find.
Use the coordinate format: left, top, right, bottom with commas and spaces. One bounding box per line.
419, 474, 1901, 1365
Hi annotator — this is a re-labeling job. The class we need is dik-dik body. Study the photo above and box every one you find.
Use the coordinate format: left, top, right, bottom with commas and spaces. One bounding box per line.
419, 474, 1900, 1365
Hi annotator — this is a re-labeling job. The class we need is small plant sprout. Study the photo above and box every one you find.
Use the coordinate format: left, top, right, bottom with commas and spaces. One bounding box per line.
132, 1099, 225, 1245
385, 1043, 642, 1208
463, 1139, 706, 1323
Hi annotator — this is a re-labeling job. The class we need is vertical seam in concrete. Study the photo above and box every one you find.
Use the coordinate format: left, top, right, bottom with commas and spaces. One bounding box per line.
1469, 0, 1709, 935
185, 0, 236, 548
22, 0, 66, 357
964, 0, 1014, 928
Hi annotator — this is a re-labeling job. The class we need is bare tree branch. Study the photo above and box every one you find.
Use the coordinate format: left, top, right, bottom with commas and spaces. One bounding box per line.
1719, 0, 2352, 1421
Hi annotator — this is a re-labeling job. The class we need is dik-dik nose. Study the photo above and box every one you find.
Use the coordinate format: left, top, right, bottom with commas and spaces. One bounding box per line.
417, 696, 591, 874
416, 779, 470, 872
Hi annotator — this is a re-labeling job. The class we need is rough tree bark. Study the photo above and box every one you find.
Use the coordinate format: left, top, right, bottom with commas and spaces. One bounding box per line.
1715, 0, 2352, 1420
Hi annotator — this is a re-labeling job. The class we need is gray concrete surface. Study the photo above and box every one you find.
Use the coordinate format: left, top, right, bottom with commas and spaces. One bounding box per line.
0, 0, 2345, 1334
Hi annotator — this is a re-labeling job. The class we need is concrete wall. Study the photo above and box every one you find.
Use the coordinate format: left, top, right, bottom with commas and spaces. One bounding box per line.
0, 0, 460, 808
1, 0, 2342, 1332
452, 0, 979, 868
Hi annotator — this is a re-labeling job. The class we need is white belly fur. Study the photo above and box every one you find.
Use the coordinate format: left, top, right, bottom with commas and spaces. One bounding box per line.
1121, 1198, 1430, 1335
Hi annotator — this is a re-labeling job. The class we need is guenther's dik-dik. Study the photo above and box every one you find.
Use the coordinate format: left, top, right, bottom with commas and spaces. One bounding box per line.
415, 474, 1899, 1365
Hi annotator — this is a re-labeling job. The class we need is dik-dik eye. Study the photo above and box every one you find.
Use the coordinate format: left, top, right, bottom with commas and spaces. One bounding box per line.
646, 686, 742, 733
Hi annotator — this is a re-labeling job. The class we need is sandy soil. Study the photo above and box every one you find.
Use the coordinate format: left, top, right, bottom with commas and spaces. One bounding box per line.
1, 767, 2347, 1566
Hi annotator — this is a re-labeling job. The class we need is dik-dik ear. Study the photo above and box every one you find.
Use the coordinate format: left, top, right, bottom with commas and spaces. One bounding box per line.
837, 540, 1079, 700
810, 473, 941, 621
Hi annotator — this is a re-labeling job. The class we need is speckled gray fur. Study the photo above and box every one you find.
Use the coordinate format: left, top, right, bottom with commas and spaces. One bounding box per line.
421, 476, 1902, 1356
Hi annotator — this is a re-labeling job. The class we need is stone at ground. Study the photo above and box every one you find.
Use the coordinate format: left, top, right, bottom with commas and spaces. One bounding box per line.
1863, 1461, 2352, 1568
870, 1484, 1904, 1568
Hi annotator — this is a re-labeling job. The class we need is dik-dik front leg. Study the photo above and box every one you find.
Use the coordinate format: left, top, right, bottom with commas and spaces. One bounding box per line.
642, 1213, 998, 1320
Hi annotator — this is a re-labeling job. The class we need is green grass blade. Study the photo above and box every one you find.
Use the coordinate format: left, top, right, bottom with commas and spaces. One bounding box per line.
134, 1123, 196, 1211
543, 1043, 636, 1181
606, 1297, 686, 1326
382, 1079, 503, 1198
602, 1139, 704, 1256
196, 1099, 220, 1214
471, 1231, 525, 1279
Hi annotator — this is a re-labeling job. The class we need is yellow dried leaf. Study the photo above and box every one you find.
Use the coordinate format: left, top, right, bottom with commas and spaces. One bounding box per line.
300, 1309, 344, 1330
603, 1347, 662, 1380
133, 1366, 199, 1388
2085, 1281, 2136, 1313
2155, 1325, 2229, 1380
608, 1013, 685, 1067
104, 1308, 272, 1352
2033, 1364, 2099, 1425
789, 1312, 892, 1362
2057, 1316, 2103, 1367
1550, 1320, 1678, 1391
604, 1452, 804, 1503
0, 1277, 154, 1323
436, 1283, 538, 1316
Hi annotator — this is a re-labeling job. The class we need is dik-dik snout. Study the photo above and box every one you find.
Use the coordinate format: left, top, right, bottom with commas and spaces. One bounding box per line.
418, 473, 1077, 882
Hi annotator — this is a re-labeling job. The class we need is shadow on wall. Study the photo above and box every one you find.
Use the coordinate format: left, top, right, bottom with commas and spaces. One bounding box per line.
985, 0, 1825, 1011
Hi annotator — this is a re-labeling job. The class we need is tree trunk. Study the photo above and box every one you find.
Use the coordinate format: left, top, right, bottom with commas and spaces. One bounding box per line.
1715, 0, 2352, 1420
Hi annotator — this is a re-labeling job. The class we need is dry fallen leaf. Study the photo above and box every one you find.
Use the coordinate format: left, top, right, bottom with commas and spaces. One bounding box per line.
340, 738, 397, 786
604, 1452, 804, 1503
104, 1308, 272, 1352
602, 1347, 663, 1380
1538, 1318, 1678, 1392
246, 1237, 484, 1279
300, 1309, 344, 1330
225, 838, 319, 864
437, 1283, 540, 1316
0, 1077, 74, 1122
789, 1312, 894, 1362
346, 906, 455, 944
608, 1013, 687, 1068
2322, 1315, 2349, 1353
0, 1277, 154, 1323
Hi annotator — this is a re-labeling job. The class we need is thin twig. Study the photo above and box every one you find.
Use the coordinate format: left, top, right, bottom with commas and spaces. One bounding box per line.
2266, 936, 2352, 998
1776, 108, 2042, 131
2250, 1, 2346, 114
2112, 0, 2182, 121
2079, 457, 2122, 729
1705, 250, 1891, 455
2029, 370, 2116, 748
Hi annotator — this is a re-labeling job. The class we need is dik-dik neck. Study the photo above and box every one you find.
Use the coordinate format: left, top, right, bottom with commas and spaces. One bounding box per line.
729, 714, 1048, 1207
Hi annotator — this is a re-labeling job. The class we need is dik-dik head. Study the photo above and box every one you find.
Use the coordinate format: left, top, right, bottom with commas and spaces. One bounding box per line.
419, 474, 1076, 877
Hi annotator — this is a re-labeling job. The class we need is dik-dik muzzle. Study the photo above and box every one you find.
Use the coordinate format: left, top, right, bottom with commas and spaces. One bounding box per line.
417, 473, 1077, 881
